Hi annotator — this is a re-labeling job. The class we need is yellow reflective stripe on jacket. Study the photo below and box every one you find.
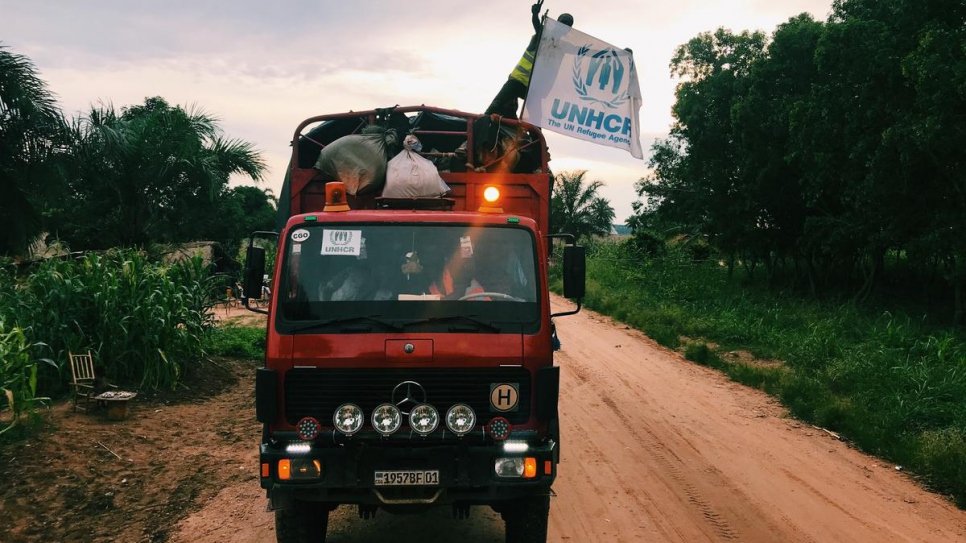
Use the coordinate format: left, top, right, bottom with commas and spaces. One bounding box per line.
509, 49, 536, 85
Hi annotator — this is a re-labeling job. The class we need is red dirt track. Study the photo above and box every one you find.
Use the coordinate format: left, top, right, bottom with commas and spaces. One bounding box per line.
176, 296, 966, 542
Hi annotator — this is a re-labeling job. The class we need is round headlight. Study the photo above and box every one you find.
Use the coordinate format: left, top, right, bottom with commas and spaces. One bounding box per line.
445, 404, 476, 436
295, 416, 321, 441
333, 403, 364, 435
371, 403, 402, 436
408, 404, 439, 435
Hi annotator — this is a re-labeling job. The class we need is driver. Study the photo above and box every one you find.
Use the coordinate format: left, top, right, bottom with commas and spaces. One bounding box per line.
460, 239, 519, 300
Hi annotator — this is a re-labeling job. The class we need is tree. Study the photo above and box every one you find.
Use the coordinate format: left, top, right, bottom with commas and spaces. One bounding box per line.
731, 15, 823, 276
0, 45, 66, 255
899, 8, 966, 322
635, 28, 767, 265
550, 170, 615, 241
635, 0, 966, 318
212, 185, 277, 253
55, 97, 266, 249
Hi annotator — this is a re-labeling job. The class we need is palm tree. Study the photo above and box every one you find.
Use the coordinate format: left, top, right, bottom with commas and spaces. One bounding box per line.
58, 97, 266, 249
0, 46, 65, 255
550, 170, 616, 241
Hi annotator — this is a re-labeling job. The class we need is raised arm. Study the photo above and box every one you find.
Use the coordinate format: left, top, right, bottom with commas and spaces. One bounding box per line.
531, 0, 544, 32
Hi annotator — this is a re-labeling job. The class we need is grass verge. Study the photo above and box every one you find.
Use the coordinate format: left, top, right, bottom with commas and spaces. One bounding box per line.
557, 241, 966, 507
205, 325, 266, 360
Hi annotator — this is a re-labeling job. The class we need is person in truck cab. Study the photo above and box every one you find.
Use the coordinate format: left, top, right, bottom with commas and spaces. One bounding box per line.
451, 237, 530, 301
466, 250, 525, 300
393, 231, 532, 301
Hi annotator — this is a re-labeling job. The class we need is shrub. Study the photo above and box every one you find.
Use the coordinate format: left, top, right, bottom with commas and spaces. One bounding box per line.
684, 342, 717, 366
624, 230, 666, 258
206, 325, 265, 360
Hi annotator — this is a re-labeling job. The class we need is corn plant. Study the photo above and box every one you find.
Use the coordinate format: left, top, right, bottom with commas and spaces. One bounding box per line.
0, 249, 217, 393
0, 320, 56, 435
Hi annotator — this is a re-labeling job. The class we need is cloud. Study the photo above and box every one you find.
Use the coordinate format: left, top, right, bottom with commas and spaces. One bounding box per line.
2, 0, 834, 224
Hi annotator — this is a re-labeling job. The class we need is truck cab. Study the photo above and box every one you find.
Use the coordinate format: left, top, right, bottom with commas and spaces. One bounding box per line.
245, 106, 584, 543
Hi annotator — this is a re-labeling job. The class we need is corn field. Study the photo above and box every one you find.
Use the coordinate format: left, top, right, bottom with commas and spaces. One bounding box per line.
0, 250, 216, 433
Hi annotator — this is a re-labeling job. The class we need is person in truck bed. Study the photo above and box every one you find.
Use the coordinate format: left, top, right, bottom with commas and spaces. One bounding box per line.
484, 1, 574, 119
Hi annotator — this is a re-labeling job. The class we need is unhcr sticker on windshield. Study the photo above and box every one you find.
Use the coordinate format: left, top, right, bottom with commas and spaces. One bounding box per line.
321, 229, 361, 256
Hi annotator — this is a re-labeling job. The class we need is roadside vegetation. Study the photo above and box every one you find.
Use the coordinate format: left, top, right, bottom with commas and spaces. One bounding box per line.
206, 325, 266, 360
633, 0, 965, 322
0, 45, 274, 437
554, 239, 966, 507
0, 251, 217, 436
549, 170, 616, 241
0, 45, 275, 260
582, 0, 966, 507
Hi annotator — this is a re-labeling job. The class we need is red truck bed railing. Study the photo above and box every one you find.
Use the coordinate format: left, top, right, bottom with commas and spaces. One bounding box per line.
284, 106, 552, 235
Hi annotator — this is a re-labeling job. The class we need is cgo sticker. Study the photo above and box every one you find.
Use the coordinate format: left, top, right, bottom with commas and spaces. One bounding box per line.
291, 228, 311, 243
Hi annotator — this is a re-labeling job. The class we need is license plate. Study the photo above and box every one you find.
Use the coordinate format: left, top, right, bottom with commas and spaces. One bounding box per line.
374, 470, 440, 486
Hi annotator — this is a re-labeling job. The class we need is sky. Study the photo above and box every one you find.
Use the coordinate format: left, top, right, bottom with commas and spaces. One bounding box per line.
2, 0, 833, 223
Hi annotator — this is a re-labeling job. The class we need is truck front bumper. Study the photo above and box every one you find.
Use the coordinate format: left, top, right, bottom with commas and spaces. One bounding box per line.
259, 439, 556, 506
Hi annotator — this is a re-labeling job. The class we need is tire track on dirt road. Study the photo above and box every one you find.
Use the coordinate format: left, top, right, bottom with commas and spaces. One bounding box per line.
173, 297, 966, 542
549, 298, 965, 542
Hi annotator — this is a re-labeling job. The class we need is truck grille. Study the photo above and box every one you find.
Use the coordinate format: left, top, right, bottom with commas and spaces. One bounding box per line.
284, 367, 531, 425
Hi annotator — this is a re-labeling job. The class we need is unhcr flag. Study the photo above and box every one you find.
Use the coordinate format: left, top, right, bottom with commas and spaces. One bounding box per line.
522, 18, 643, 159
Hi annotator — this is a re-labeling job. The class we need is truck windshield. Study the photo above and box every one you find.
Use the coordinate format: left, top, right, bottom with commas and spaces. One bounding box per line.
276, 224, 540, 333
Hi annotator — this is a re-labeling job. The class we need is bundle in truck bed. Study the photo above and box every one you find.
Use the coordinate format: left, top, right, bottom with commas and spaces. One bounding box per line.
276, 106, 552, 235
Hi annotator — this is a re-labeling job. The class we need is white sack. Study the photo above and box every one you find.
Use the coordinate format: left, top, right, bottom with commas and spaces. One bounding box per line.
383, 147, 451, 198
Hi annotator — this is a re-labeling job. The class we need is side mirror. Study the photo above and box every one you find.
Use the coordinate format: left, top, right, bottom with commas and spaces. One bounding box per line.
243, 245, 266, 301
562, 245, 585, 300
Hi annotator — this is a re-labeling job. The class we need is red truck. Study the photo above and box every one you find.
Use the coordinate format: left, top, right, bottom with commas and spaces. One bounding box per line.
243, 106, 584, 543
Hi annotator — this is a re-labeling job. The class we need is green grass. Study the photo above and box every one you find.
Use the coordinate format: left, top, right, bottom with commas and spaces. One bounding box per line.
205, 325, 265, 360
558, 240, 966, 507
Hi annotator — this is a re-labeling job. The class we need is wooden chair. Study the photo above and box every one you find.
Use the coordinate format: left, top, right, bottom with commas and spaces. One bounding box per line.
223, 287, 237, 314
68, 351, 114, 412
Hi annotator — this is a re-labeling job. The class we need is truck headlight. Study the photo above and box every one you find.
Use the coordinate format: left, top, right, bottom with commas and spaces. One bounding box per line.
333, 403, 364, 435
445, 404, 476, 436
494, 457, 538, 479
494, 457, 524, 477
371, 403, 402, 436
409, 404, 439, 435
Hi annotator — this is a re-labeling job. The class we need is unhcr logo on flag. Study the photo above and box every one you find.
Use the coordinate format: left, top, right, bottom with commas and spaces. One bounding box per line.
573, 46, 631, 109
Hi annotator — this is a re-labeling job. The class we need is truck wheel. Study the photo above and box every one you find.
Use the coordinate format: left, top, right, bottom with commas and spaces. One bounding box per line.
275, 500, 329, 543
504, 494, 550, 543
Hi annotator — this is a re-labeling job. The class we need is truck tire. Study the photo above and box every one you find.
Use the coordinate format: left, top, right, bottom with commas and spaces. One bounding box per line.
504, 494, 550, 543
274, 500, 329, 543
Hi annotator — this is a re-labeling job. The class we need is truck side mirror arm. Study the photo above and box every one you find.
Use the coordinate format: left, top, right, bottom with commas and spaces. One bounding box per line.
546, 234, 584, 318
243, 231, 279, 315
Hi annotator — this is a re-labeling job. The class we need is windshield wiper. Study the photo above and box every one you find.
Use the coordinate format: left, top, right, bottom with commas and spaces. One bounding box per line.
402, 315, 501, 333
287, 316, 403, 333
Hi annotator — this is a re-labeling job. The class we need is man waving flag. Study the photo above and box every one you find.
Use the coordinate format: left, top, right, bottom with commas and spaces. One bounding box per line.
522, 17, 644, 159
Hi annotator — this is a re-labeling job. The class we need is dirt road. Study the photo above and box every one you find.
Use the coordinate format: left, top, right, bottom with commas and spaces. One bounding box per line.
175, 296, 966, 542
